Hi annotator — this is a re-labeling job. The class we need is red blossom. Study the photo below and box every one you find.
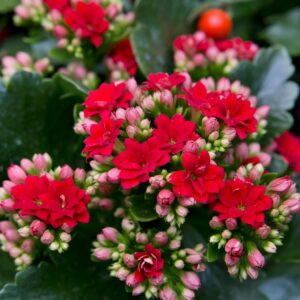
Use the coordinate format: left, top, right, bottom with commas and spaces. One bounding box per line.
276, 131, 300, 174
44, 0, 71, 13
108, 39, 138, 76
134, 243, 164, 283
84, 82, 132, 118
83, 116, 123, 159
153, 114, 198, 154
143, 72, 185, 91
64, 2, 109, 48
169, 150, 224, 203
212, 179, 272, 228
113, 138, 170, 189
11, 176, 90, 229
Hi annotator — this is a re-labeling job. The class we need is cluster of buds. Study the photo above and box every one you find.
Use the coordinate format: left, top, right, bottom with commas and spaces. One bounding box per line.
93, 222, 205, 299
105, 39, 138, 82
1, 52, 52, 84
208, 174, 300, 280
173, 31, 259, 79
58, 62, 99, 89
0, 153, 91, 268
14, 0, 134, 58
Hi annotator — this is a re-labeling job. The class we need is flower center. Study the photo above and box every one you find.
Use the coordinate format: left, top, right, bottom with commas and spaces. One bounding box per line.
35, 199, 43, 206
60, 194, 66, 208
237, 203, 245, 211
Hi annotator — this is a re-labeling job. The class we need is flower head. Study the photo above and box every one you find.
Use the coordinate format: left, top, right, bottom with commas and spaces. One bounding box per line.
212, 179, 272, 228
84, 82, 132, 117
44, 0, 71, 13
143, 72, 185, 91
169, 150, 224, 203
64, 2, 109, 48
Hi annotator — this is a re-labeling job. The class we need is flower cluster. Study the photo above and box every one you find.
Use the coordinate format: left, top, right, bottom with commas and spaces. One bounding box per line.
1, 52, 52, 84
93, 221, 205, 299
0, 153, 90, 269
14, 0, 134, 58
105, 39, 138, 82
173, 30, 259, 79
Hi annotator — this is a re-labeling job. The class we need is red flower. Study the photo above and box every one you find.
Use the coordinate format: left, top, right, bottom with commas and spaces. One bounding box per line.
84, 82, 132, 118
64, 2, 109, 48
108, 39, 138, 76
44, 0, 71, 13
11, 176, 90, 229
113, 138, 170, 189
143, 72, 185, 91
83, 116, 123, 159
212, 179, 272, 228
169, 151, 224, 203
134, 243, 164, 283
153, 114, 198, 154
276, 131, 300, 173
206, 91, 257, 140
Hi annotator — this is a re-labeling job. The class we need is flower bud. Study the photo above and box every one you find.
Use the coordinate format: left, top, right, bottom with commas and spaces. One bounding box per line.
59, 165, 73, 179
178, 197, 196, 207
132, 285, 145, 296
236, 143, 249, 160
40, 230, 54, 245
20, 159, 34, 172
123, 254, 136, 268
160, 90, 173, 107
183, 141, 199, 154
154, 232, 168, 246
155, 204, 170, 217
102, 227, 119, 243
186, 254, 202, 264
107, 168, 120, 184
181, 272, 201, 290
99, 198, 113, 211
21, 239, 35, 253
1, 198, 15, 212
247, 266, 259, 279
225, 239, 243, 257
159, 287, 176, 300
248, 249, 265, 268
268, 176, 295, 194
224, 253, 239, 267
225, 218, 237, 230
149, 175, 166, 189
7, 165, 26, 184
94, 248, 111, 261
60, 232, 71, 243
209, 216, 223, 229
121, 218, 135, 232
30, 220, 46, 237
136, 232, 148, 244
263, 241, 277, 253
33, 154, 48, 171
5, 229, 21, 242
182, 288, 195, 300
16, 52, 32, 66
157, 189, 175, 206
115, 268, 130, 281
203, 117, 219, 136
256, 224, 271, 239
125, 273, 138, 288
149, 274, 164, 286
169, 240, 181, 250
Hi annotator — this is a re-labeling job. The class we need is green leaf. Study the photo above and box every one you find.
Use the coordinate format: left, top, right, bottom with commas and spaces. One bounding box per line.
268, 153, 288, 175
0, 252, 15, 289
0, 234, 131, 300
230, 46, 299, 110
0, 72, 85, 179
54, 74, 88, 98
131, 0, 200, 76
262, 7, 300, 57
260, 172, 278, 185
207, 243, 220, 263
129, 195, 158, 222
0, 0, 19, 13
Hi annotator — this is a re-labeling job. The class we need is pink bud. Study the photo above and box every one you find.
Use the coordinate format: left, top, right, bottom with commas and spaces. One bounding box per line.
268, 176, 295, 194
0, 221, 14, 232
98, 198, 113, 211
183, 141, 199, 154
30, 220, 46, 237
34, 58, 50, 73
16, 52, 32, 66
209, 216, 223, 229
271, 193, 280, 207
1, 198, 15, 212
74, 168, 86, 183
283, 198, 300, 214
154, 232, 168, 246
248, 249, 265, 268
126, 125, 139, 138
255, 105, 270, 119
107, 168, 120, 184
222, 127, 236, 141
136, 232, 148, 244
203, 117, 219, 136
256, 224, 271, 239
225, 218, 237, 230
40, 230, 54, 244
94, 248, 111, 261
225, 239, 243, 257
21, 239, 35, 253
121, 218, 135, 232
53, 25, 68, 38
5, 229, 21, 242
178, 197, 196, 207
60, 232, 71, 242
61, 223, 72, 233
224, 253, 239, 267
149, 274, 164, 286
126, 78, 138, 95
160, 90, 173, 107
33, 154, 48, 171
116, 268, 130, 281
156, 204, 170, 217
149, 175, 166, 189
3, 180, 16, 193
181, 272, 201, 290
126, 273, 138, 288
186, 254, 202, 264
179, 72, 192, 89
59, 165, 73, 180
257, 153, 271, 167
7, 164, 26, 184
123, 254, 136, 268
20, 159, 34, 172
126, 108, 142, 124
176, 205, 188, 217
169, 240, 181, 250
157, 189, 175, 206
15, 6, 30, 19
142, 96, 154, 110
247, 266, 259, 279
236, 143, 249, 160
216, 78, 231, 91
102, 227, 119, 243
159, 287, 177, 300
